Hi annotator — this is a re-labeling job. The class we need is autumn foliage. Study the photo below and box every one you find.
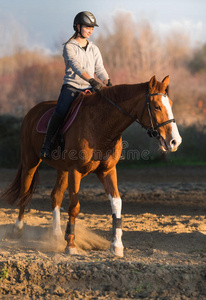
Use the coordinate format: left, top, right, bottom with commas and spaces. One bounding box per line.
0, 13, 206, 166
0, 13, 206, 124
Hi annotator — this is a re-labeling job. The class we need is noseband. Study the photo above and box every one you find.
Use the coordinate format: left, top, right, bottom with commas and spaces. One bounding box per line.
100, 91, 175, 140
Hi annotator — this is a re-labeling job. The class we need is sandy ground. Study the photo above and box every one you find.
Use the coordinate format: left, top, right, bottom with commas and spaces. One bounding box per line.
0, 165, 206, 299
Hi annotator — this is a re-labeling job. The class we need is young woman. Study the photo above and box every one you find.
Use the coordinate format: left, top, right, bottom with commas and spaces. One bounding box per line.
40, 11, 111, 159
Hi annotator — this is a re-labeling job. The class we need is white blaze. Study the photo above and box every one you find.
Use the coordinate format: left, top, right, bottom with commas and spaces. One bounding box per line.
161, 96, 182, 149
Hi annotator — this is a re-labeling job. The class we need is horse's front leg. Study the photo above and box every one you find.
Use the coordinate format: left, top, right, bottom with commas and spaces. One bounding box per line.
97, 167, 124, 257
64, 169, 81, 255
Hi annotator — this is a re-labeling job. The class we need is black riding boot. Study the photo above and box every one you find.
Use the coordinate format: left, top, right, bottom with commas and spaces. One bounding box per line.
40, 111, 63, 160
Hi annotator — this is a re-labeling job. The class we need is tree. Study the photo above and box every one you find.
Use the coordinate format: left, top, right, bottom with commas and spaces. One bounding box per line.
188, 43, 206, 74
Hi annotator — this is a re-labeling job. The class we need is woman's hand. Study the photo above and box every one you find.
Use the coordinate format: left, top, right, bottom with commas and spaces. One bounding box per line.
103, 79, 112, 86
89, 78, 103, 92
106, 79, 112, 86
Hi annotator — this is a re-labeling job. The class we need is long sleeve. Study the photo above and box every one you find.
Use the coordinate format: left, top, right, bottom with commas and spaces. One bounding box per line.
63, 43, 85, 77
93, 45, 109, 82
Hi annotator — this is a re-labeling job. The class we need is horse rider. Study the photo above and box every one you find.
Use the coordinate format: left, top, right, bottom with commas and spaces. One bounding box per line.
40, 11, 112, 160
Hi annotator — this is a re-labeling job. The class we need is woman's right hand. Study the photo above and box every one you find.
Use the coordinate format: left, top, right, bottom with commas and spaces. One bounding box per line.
106, 79, 112, 86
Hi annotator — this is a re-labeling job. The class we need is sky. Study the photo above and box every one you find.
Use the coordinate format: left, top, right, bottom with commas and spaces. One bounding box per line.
0, 0, 206, 56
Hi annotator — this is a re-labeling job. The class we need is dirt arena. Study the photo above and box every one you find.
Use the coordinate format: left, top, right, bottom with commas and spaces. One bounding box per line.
0, 165, 206, 299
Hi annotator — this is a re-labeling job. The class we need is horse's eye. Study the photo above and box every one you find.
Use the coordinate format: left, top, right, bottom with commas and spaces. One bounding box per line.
155, 106, 161, 111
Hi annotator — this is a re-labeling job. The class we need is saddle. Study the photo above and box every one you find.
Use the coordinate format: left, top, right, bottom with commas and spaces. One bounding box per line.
36, 90, 91, 134
36, 90, 91, 152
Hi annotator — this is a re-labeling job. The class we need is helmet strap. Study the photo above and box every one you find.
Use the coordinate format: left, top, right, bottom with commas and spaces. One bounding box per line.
77, 25, 86, 39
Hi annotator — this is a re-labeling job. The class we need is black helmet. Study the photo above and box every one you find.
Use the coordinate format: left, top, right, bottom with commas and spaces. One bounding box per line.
73, 11, 98, 31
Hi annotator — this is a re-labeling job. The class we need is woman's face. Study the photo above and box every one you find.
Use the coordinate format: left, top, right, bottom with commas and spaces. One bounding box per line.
77, 25, 94, 38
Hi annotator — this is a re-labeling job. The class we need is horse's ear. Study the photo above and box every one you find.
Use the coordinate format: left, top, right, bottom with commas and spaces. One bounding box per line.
149, 75, 157, 91
165, 85, 170, 95
162, 75, 170, 87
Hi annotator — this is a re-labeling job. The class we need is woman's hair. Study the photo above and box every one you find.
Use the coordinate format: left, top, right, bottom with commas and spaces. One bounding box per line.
63, 32, 78, 45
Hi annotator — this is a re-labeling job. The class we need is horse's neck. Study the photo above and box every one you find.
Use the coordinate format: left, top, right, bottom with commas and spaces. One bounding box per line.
103, 83, 147, 126
89, 83, 148, 143
107, 83, 146, 102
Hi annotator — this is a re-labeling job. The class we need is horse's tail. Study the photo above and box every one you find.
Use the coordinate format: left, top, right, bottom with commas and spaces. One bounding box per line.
1, 163, 39, 206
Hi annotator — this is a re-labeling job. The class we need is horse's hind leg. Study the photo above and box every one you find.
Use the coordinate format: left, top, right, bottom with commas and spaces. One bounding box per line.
51, 170, 68, 239
13, 158, 41, 237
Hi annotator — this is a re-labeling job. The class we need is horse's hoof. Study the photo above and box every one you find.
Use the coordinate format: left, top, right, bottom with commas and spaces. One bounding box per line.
65, 247, 78, 255
11, 225, 23, 239
53, 231, 63, 241
110, 244, 124, 257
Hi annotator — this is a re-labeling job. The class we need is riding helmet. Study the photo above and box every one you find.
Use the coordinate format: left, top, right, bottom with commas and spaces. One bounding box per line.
73, 11, 98, 31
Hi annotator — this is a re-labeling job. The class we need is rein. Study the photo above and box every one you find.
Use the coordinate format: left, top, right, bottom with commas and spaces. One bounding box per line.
100, 90, 175, 139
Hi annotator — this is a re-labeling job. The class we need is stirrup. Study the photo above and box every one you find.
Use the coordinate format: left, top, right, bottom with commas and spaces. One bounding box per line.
40, 147, 51, 160
120, 153, 125, 160
40, 142, 53, 160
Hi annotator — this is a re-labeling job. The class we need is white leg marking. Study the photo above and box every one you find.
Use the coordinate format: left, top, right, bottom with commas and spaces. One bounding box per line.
112, 228, 123, 248
53, 206, 62, 237
15, 217, 24, 230
108, 194, 124, 254
161, 96, 182, 149
108, 194, 122, 218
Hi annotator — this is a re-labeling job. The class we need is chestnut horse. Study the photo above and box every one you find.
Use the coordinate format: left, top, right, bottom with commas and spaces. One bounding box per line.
2, 75, 182, 257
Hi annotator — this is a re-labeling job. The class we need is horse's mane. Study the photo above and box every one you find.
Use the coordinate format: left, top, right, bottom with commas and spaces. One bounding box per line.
103, 82, 148, 103
82, 82, 148, 108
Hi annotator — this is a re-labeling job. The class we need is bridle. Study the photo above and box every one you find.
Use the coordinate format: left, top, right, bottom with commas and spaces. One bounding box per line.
100, 90, 175, 140
140, 92, 175, 139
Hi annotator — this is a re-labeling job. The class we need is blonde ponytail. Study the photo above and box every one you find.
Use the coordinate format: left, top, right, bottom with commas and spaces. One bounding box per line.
63, 32, 78, 45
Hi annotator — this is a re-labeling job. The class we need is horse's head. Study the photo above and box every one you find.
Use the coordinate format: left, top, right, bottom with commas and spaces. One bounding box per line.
141, 75, 182, 152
